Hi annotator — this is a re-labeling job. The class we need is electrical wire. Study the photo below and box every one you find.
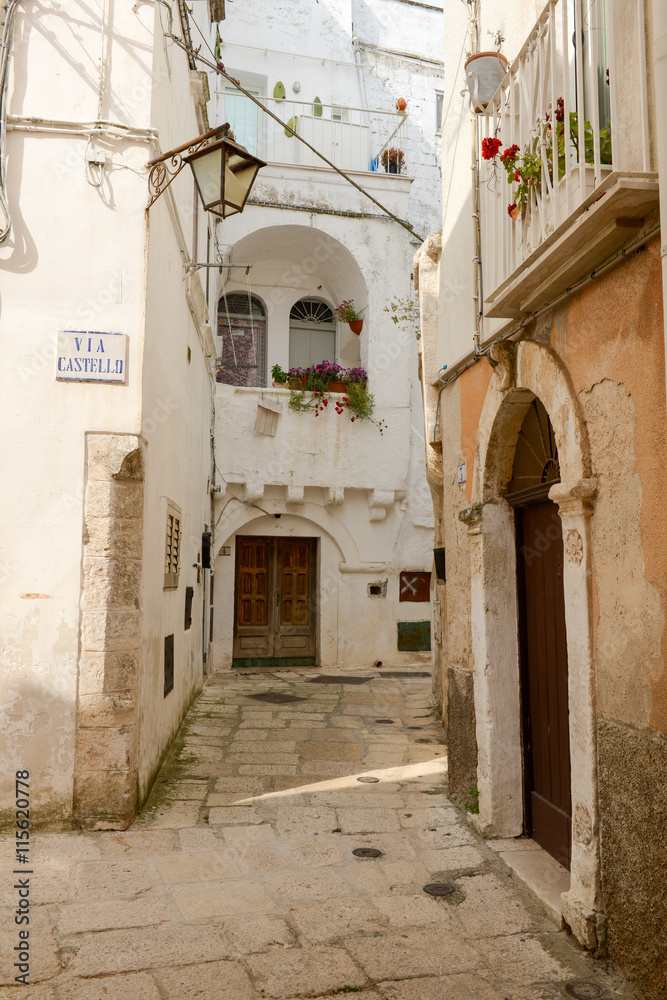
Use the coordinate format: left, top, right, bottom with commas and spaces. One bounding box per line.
0, 0, 22, 244
168, 15, 427, 243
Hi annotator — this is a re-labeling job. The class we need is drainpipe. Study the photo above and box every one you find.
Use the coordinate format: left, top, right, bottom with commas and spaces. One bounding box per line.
653, 0, 667, 412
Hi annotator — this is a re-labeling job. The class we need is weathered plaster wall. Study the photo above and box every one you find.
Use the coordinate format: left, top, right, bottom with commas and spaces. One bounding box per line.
0, 2, 214, 827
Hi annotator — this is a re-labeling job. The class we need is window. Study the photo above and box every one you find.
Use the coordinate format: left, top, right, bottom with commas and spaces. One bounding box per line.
225, 85, 260, 155
289, 298, 336, 369
164, 634, 174, 697
217, 292, 266, 387
435, 91, 444, 133
399, 571, 432, 602
184, 587, 194, 631
164, 501, 182, 589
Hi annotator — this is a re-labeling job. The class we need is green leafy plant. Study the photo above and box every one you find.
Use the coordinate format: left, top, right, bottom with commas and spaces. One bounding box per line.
286, 362, 385, 434
465, 786, 480, 814
271, 363, 287, 384
483, 97, 613, 220
384, 294, 420, 340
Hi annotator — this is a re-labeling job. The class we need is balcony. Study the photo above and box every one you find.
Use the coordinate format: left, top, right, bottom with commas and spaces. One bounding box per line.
479, 0, 658, 320
216, 91, 410, 175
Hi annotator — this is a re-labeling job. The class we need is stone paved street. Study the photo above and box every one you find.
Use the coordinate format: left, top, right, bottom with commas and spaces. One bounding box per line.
1, 667, 634, 999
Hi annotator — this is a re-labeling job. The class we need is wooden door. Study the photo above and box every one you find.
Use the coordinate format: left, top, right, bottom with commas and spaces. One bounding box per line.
233, 536, 317, 667
276, 539, 316, 659
516, 499, 572, 869
234, 537, 274, 659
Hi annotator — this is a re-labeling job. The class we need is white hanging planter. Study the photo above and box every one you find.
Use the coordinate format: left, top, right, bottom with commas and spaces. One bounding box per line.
464, 52, 508, 112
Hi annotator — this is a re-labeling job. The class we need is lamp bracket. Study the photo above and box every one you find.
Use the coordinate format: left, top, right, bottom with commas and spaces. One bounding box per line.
146, 124, 230, 208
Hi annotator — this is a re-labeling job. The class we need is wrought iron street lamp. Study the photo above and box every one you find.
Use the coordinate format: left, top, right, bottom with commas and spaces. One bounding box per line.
146, 123, 265, 217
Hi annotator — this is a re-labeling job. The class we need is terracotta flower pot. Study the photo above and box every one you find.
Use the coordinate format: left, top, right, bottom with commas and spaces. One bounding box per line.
349, 320, 363, 335
326, 381, 348, 393
288, 378, 306, 389
272, 381, 288, 388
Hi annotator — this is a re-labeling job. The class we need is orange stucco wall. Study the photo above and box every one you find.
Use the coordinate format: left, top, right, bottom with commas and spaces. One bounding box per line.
459, 360, 493, 503
551, 237, 667, 730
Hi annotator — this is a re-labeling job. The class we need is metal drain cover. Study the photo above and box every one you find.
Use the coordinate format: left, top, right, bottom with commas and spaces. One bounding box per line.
247, 692, 305, 704
352, 847, 383, 858
423, 882, 456, 897
375, 719, 394, 724
357, 776, 380, 783
380, 671, 431, 678
309, 675, 371, 685
564, 984, 605, 1000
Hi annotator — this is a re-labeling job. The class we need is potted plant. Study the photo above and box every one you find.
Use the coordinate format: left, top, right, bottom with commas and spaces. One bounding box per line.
482, 97, 612, 221
380, 147, 404, 175
334, 300, 365, 335
271, 363, 288, 388
287, 363, 383, 432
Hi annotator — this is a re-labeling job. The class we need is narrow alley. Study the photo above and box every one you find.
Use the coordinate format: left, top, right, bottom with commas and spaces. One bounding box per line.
2, 668, 634, 1000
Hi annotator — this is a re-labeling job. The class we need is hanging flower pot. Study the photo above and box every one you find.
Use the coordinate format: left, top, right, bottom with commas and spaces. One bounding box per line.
464, 52, 508, 112
349, 320, 363, 335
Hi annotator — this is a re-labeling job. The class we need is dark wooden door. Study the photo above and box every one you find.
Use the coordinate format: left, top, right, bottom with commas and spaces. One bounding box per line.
234, 537, 273, 659
517, 499, 572, 869
233, 536, 317, 667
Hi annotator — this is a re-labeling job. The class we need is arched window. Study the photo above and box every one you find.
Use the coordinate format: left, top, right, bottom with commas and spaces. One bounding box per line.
289, 298, 336, 369
505, 398, 560, 500
217, 292, 266, 387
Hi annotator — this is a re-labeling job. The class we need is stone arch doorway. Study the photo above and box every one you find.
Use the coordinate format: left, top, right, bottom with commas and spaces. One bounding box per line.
466, 340, 603, 951
506, 398, 571, 868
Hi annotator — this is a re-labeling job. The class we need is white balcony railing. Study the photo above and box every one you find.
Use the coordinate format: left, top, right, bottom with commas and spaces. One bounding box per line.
216, 91, 409, 175
480, 0, 615, 301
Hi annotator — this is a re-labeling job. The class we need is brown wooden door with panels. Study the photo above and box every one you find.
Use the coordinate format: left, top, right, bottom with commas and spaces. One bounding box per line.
233, 536, 317, 667
507, 399, 572, 870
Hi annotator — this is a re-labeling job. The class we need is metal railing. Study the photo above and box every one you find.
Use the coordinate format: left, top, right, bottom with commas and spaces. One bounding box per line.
215, 90, 409, 175
480, 0, 615, 298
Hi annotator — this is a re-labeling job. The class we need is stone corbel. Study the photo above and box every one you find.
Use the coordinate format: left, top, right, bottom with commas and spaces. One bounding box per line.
368, 489, 395, 522
458, 502, 484, 535
325, 487, 344, 506
488, 340, 517, 392
413, 231, 442, 289
549, 478, 597, 517
243, 482, 265, 503
286, 485, 305, 505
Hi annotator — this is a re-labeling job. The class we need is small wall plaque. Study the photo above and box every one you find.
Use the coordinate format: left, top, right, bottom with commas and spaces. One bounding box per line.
221, 546, 231, 556
457, 461, 467, 484
56, 331, 127, 383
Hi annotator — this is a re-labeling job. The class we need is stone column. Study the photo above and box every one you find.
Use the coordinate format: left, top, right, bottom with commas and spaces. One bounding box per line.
549, 477, 605, 953
461, 498, 523, 838
73, 434, 145, 829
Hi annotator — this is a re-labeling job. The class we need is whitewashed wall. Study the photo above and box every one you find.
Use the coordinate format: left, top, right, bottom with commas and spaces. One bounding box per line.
0, 1, 214, 826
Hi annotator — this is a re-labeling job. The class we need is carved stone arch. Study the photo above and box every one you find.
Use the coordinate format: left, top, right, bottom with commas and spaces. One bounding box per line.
472, 340, 591, 506
214, 500, 360, 569
466, 338, 603, 953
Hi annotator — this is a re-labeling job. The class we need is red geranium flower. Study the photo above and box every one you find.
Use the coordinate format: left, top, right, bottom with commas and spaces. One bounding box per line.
507, 202, 518, 218
482, 137, 502, 160
500, 144, 520, 164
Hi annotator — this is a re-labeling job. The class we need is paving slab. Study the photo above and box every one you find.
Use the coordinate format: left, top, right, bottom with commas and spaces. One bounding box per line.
10, 666, 635, 1000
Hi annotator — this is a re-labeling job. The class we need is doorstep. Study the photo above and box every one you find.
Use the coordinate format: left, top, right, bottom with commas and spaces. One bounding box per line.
486, 836, 570, 926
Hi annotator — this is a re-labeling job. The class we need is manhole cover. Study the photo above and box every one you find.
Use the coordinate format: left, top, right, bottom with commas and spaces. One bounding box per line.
423, 882, 456, 897
357, 776, 380, 783
564, 984, 605, 1000
379, 671, 431, 678
352, 847, 383, 858
375, 719, 394, 724
247, 692, 306, 704
309, 675, 371, 685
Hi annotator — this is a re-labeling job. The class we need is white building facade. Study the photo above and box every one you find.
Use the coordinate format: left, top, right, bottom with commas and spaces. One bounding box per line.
208, 0, 444, 670
0, 0, 219, 829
